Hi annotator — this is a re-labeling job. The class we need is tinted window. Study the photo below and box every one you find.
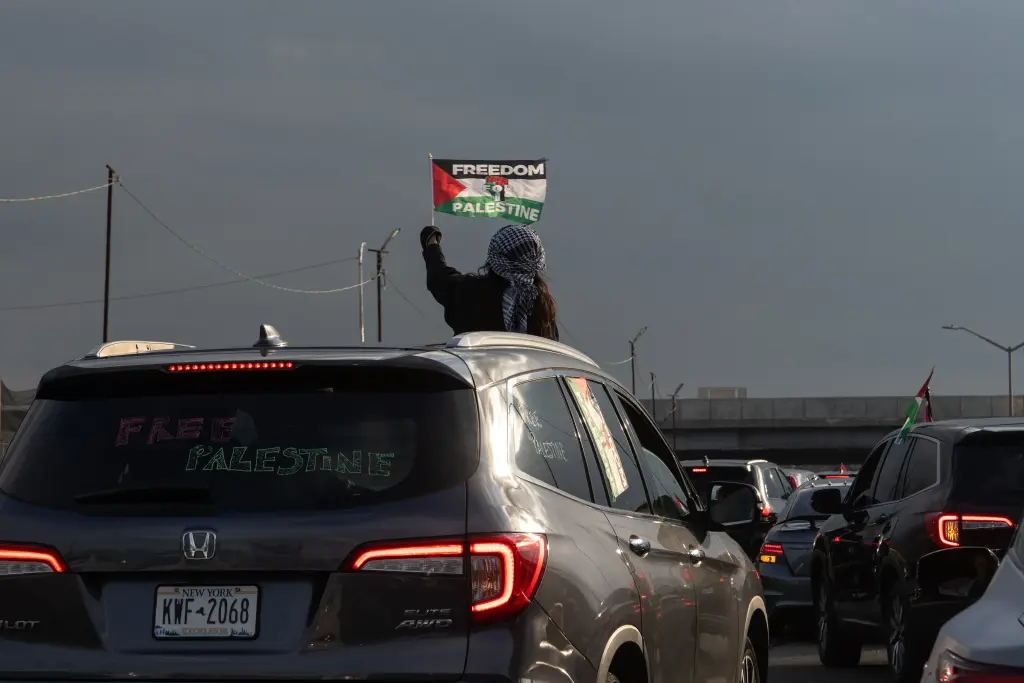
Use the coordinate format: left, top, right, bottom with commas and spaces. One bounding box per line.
1, 379, 477, 512
687, 465, 754, 504
951, 433, 1024, 504
901, 438, 939, 498
614, 393, 696, 518
848, 441, 888, 508
564, 378, 651, 514
782, 483, 852, 519
764, 468, 787, 498
873, 438, 911, 504
510, 378, 593, 501
638, 449, 692, 520
779, 469, 795, 494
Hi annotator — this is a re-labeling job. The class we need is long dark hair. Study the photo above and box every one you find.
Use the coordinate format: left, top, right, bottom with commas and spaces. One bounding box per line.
533, 275, 557, 340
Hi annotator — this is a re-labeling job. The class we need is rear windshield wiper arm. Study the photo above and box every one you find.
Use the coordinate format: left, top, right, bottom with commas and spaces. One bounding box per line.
74, 485, 213, 505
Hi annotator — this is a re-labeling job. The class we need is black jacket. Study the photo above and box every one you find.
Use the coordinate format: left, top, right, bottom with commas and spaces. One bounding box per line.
422, 243, 558, 340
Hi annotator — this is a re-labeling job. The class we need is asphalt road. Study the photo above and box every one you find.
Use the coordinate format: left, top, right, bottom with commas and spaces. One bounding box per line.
769, 642, 887, 682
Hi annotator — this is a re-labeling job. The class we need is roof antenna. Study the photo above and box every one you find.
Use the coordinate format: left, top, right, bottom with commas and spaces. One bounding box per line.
703, 454, 710, 467
253, 324, 287, 356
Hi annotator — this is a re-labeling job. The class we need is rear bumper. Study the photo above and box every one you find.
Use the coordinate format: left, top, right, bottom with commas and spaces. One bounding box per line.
759, 563, 813, 623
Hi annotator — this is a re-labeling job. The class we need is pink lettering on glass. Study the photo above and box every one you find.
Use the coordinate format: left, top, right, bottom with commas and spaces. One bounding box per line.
210, 417, 236, 442
115, 417, 146, 446
176, 417, 204, 440
147, 417, 175, 444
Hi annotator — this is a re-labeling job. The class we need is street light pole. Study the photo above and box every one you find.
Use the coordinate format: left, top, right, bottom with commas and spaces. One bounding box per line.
942, 325, 1024, 416
368, 229, 401, 344
102, 165, 116, 343
671, 382, 684, 456
358, 242, 366, 344
629, 326, 647, 395
650, 372, 657, 423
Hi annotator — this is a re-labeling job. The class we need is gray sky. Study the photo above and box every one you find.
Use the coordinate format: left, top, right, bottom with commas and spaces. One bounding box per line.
3, 0, 1024, 397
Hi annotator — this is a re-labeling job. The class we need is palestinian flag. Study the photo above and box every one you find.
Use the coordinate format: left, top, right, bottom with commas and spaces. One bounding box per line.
432, 159, 547, 225
896, 367, 934, 442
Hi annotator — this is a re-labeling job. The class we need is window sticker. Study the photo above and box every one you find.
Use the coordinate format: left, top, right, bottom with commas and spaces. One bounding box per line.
566, 378, 628, 501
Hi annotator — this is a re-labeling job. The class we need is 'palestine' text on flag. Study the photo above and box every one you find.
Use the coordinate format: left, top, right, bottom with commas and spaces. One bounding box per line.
896, 367, 934, 442
432, 159, 547, 225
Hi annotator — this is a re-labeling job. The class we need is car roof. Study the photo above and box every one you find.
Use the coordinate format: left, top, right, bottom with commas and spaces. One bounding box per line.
36, 327, 615, 394
884, 417, 1024, 444
678, 459, 771, 468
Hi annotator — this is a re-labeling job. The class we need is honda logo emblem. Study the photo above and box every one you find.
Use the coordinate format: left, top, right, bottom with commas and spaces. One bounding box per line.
182, 531, 217, 560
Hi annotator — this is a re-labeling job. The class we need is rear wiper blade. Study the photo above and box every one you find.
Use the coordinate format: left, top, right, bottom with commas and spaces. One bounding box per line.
74, 485, 212, 505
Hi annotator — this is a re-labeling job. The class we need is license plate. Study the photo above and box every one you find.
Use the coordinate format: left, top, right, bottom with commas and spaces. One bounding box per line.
153, 585, 258, 639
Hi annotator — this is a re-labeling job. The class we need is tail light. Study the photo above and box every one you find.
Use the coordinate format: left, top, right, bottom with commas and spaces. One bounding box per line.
931, 514, 1014, 547
760, 502, 773, 518
0, 545, 66, 576
168, 362, 295, 372
937, 649, 1024, 682
346, 533, 547, 624
787, 475, 798, 488
758, 542, 783, 564
824, 475, 849, 479
691, 467, 707, 473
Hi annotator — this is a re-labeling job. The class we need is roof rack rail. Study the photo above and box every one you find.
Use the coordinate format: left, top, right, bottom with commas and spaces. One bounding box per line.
83, 340, 196, 359
445, 332, 598, 367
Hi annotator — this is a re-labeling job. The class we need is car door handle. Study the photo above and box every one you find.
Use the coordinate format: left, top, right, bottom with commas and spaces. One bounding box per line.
628, 536, 651, 556
688, 547, 706, 564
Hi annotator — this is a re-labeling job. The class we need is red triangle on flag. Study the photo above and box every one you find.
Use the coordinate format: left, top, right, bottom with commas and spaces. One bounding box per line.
432, 163, 466, 208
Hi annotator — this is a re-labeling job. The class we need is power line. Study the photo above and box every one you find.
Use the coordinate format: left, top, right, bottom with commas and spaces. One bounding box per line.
386, 275, 436, 323
0, 181, 114, 203
0, 256, 359, 312
116, 181, 364, 294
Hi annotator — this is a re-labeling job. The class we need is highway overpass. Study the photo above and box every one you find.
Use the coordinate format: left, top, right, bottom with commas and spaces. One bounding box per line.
641, 395, 1023, 466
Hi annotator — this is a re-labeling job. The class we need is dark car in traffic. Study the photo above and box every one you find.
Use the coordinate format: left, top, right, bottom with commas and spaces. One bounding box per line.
0, 327, 771, 683
681, 458, 795, 558
809, 419, 1024, 683
758, 478, 852, 633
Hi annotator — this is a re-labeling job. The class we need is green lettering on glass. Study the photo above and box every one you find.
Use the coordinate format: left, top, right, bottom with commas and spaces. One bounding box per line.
277, 447, 304, 476
303, 448, 330, 472
228, 446, 252, 472
185, 445, 213, 471
369, 452, 394, 477
203, 447, 230, 471
335, 450, 362, 474
254, 447, 279, 472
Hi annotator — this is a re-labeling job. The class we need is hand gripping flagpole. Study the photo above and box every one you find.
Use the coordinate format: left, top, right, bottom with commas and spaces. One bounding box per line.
428, 153, 435, 226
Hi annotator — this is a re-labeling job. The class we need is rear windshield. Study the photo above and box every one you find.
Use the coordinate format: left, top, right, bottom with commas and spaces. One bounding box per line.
782, 484, 850, 519
952, 436, 1024, 504
685, 465, 754, 502
0, 369, 478, 512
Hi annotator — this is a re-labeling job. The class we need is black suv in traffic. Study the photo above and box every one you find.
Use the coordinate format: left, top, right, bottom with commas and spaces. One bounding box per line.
809, 418, 1024, 683
0, 327, 770, 683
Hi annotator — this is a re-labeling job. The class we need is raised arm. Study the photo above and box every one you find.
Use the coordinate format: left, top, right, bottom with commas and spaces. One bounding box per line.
420, 226, 465, 307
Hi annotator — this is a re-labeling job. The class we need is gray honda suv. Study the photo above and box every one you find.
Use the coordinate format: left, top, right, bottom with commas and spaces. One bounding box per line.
0, 327, 769, 683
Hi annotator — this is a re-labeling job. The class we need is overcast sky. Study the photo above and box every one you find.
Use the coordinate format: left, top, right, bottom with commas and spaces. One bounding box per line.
3, 0, 1024, 397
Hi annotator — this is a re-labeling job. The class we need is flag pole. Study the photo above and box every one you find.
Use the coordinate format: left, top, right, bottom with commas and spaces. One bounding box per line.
428, 153, 435, 226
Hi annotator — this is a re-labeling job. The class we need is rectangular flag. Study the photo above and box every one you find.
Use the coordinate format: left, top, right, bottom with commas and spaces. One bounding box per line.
896, 367, 934, 442
431, 159, 547, 225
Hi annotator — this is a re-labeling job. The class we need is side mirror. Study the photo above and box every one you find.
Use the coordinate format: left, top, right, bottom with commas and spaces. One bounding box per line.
810, 487, 844, 515
917, 547, 999, 601
708, 481, 760, 528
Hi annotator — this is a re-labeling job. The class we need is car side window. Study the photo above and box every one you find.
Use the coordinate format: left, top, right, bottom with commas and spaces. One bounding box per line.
763, 468, 786, 498
613, 391, 697, 518
509, 378, 594, 501
561, 381, 611, 507
872, 438, 911, 505
778, 469, 794, 495
848, 440, 889, 508
901, 438, 939, 498
563, 377, 651, 514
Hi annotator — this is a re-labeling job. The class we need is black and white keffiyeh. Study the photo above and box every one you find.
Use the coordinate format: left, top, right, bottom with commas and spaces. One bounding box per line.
485, 224, 546, 333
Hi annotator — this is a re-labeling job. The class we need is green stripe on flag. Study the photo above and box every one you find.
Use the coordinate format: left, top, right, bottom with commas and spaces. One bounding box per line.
434, 196, 545, 225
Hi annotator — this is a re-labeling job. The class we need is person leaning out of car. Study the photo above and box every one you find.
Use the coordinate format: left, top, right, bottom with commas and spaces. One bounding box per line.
420, 223, 559, 340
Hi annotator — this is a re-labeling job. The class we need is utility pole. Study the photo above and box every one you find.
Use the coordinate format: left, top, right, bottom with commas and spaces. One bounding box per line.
102, 165, 116, 343
368, 229, 401, 343
942, 325, 1024, 417
358, 242, 366, 344
650, 372, 657, 423
671, 382, 684, 456
629, 326, 647, 395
